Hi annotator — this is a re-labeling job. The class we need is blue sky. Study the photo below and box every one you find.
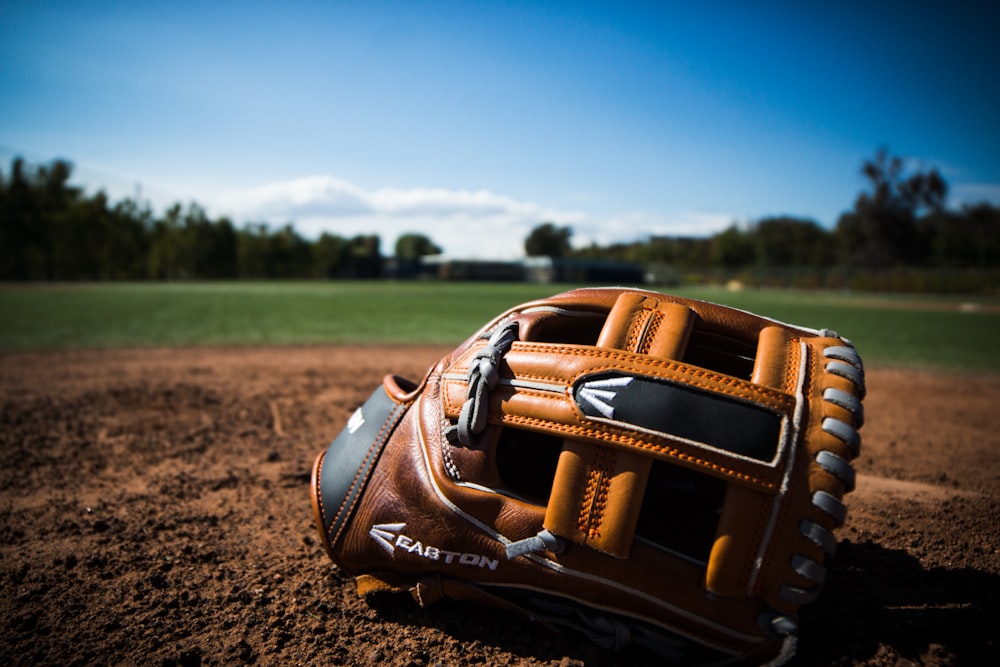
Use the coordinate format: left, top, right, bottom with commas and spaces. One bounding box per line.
2, 1, 998, 257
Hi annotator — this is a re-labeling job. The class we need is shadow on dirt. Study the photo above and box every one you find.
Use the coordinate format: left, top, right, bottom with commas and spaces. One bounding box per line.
795, 539, 1000, 664
368, 538, 999, 666
367, 592, 662, 667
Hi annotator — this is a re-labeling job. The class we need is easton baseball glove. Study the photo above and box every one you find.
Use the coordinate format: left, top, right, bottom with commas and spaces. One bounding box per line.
311, 287, 865, 664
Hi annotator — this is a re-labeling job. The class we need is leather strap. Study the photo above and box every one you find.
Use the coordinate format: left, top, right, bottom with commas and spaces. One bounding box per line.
442, 338, 795, 491
707, 326, 797, 596
544, 295, 694, 558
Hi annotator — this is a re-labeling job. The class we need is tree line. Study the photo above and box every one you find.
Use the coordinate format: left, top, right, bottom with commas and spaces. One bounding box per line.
0, 157, 393, 281
2, 150, 998, 292
528, 149, 999, 292
534, 149, 998, 271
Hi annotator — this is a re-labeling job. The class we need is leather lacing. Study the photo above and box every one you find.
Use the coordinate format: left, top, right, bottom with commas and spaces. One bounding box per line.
445, 321, 520, 448
763, 337, 865, 636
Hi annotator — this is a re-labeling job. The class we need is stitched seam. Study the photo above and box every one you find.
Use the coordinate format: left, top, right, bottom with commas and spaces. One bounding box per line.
462, 341, 795, 407
328, 443, 383, 547
327, 404, 403, 547
587, 363, 790, 408
578, 446, 615, 539
452, 342, 793, 411
754, 345, 816, 594
784, 341, 801, 395
493, 384, 783, 483
315, 450, 328, 529
625, 309, 651, 352
592, 448, 614, 538
440, 379, 462, 414
446, 363, 792, 413
441, 422, 462, 481
579, 455, 601, 538
327, 438, 378, 545
639, 311, 663, 355
504, 414, 776, 490
512, 344, 793, 409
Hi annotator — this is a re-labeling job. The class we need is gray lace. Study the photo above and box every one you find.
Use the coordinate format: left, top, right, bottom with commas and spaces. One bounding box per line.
449, 321, 519, 447
770, 339, 865, 627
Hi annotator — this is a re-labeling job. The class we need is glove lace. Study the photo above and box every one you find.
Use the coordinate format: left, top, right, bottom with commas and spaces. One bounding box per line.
776, 340, 864, 611
447, 321, 519, 447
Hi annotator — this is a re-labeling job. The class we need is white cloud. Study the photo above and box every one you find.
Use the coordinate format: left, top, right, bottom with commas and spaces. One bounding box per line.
571, 210, 736, 248
208, 174, 739, 258
950, 182, 1000, 207
904, 160, 1000, 209
220, 176, 372, 218
212, 175, 585, 258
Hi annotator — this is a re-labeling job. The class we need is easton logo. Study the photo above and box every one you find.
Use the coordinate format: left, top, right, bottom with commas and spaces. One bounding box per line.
346, 407, 365, 434
576, 376, 634, 419
369, 522, 499, 571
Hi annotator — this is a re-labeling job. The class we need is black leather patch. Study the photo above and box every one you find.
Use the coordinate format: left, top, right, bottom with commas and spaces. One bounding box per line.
318, 386, 408, 546
574, 373, 781, 462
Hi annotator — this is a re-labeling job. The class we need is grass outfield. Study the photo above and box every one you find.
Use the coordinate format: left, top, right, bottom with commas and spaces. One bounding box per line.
2, 281, 997, 371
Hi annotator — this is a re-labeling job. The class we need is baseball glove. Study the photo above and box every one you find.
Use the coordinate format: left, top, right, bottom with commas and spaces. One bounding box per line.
311, 287, 865, 664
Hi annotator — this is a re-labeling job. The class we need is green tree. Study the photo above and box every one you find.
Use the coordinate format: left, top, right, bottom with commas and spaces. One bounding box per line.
836, 148, 948, 267
394, 232, 441, 259
641, 236, 712, 270
235, 223, 312, 278
0, 157, 81, 279
148, 203, 184, 279
711, 225, 756, 269
312, 232, 348, 278
922, 203, 1000, 268
107, 197, 153, 279
237, 223, 270, 278
203, 217, 238, 278
265, 224, 313, 278
525, 223, 572, 258
346, 234, 382, 278
753, 217, 832, 267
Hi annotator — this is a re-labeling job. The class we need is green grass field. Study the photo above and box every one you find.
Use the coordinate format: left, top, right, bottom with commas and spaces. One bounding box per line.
2, 282, 997, 371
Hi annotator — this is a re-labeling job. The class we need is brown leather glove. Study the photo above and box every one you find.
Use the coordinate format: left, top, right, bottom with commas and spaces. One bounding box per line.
311, 287, 865, 664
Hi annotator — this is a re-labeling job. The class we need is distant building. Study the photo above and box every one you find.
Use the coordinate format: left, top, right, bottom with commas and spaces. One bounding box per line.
522, 256, 646, 284
419, 256, 526, 281
412, 255, 646, 283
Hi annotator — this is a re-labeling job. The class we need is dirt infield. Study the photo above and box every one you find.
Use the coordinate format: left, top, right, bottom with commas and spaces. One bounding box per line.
2, 346, 998, 666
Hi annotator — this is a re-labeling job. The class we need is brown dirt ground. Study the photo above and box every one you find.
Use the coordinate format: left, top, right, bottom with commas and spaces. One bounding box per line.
1, 346, 998, 666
